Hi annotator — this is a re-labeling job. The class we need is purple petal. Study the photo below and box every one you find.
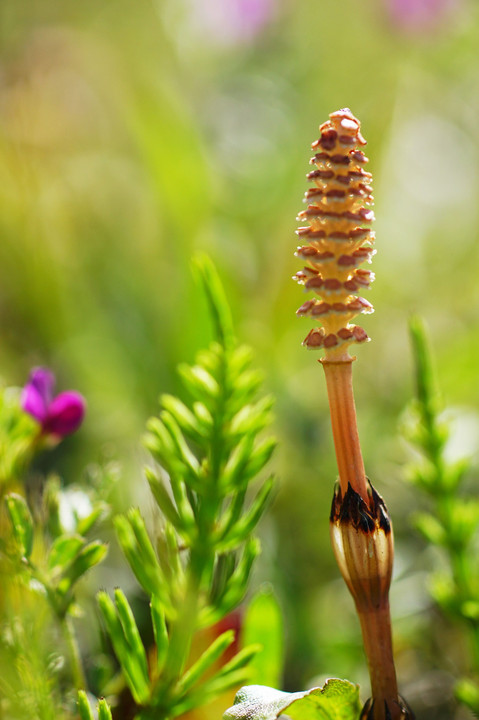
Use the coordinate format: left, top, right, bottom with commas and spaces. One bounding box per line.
21, 367, 56, 423
386, 0, 458, 30
189, 0, 274, 45
44, 391, 86, 437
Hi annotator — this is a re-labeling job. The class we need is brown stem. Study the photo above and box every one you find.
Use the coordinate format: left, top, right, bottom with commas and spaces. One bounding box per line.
321, 358, 369, 504
358, 603, 401, 720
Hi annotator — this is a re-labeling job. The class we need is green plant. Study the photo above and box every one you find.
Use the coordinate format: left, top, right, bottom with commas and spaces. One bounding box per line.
403, 317, 479, 715
95, 256, 276, 719
0, 381, 112, 718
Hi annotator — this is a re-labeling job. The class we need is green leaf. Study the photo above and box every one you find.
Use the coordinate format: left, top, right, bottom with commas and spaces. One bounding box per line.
229, 345, 254, 381
192, 254, 235, 351
222, 435, 255, 490
150, 594, 169, 674
97, 591, 151, 706
455, 677, 479, 713
460, 601, 479, 621
174, 630, 236, 698
243, 439, 277, 482
114, 512, 171, 612
448, 500, 479, 547
77, 690, 95, 720
214, 539, 260, 618
409, 316, 438, 415
193, 401, 214, 430
178, 364, 220, 406
5, 493, 34, 558
60, 541, 108, 590
161, 394, 206, 440
48, 536, 85, 572
76, 502, 110, 536
412, 513, 445, 546
231, 370, 264, 407
215, 644, 260, 679
114, 589, 150, 687
242, 587, 284, 688
160, 411, 200, 476
229, 396, 275, 437
224, 679, 361, 720
222, 477, 275, 548
98, 698, 113, 720
145, 467, 186, 531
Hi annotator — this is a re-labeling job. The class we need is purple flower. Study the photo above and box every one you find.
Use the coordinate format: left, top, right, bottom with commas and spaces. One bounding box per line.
386, 0, 459, 31
22, 367, 86, 438
189, 0, 275, 45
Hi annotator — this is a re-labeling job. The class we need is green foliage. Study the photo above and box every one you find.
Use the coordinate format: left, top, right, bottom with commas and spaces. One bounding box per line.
78, 690, 113, 720
100, 257, 276, 719
5, 493, 34, 559
404, 317, 479, 712
0, 387, 38, 487
0, 381, 112, 717
223, 679, 361, 720
241, 586, 284, 689
4, 485, 108, 619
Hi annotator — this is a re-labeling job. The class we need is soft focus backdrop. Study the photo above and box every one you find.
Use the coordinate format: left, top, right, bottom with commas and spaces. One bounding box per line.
1, 0, 479, 717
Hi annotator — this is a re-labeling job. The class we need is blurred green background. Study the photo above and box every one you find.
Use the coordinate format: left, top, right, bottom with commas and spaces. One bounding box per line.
1, 0, 479, 717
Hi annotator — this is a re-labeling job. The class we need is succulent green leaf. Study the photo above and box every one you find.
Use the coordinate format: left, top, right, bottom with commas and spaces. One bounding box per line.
178, 363, 219, 402
97, 591, 150, 706
231, 370, 263, 406
449, 500, 479, 547
412, 513, 446, 546
217, 539, 260, 616
192, 254, 235, 351
193, 401, 214, 430
114, 589, 150, 685
160, 411, 200, 475
60, 541, 108, 589
216, 643, 261, 678
76, 502, 109, 536
145, 467, 185, 531
242, 587, 284, 688
222, 435, 255, 489
409, 316, 438, 417
216, 488, 247, 545
150, 594, 169, 674
5, 493, 34, 558
224, 679, 361, 720
174, 629, 236, 698
161, 394, 206, 440
114, 511, 171, 611
98, 698, 113, 720
229, 345, 254, 380
77, 690, 95, 720
209, 553, 237, 607
229, 396, 275, 437
243, 439, 277, 483
460, 601, 479, 621
455, 678, 479, 713
223, 478, 275, 547
48, 535, 85, 572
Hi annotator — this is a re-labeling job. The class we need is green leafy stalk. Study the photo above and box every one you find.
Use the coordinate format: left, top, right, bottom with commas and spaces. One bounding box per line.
3, 468, 110, 712
405, 317, 479, 713
78, 690, 113, 720
103, 256, 276, 719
